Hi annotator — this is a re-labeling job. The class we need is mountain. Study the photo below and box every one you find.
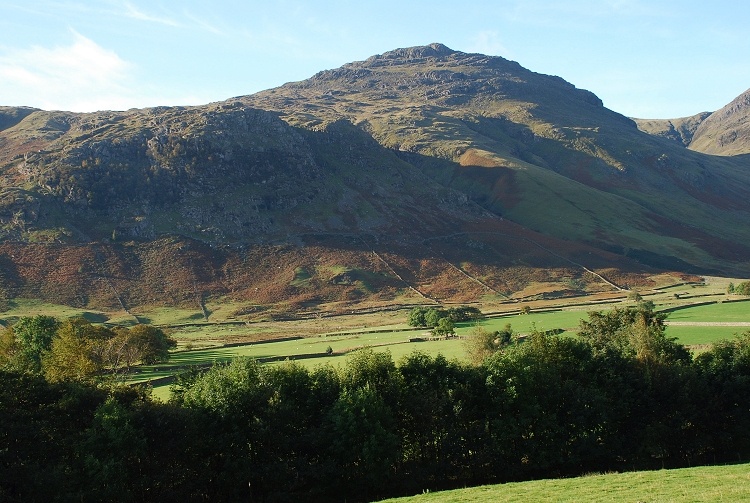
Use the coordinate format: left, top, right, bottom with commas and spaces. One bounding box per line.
634, 87, 750, 156
241, 44, 750, 270
688, 88, 750, 155
0, 44, 748, 312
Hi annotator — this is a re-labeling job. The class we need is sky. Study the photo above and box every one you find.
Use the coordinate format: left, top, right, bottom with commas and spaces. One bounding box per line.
1, 0, 748, 119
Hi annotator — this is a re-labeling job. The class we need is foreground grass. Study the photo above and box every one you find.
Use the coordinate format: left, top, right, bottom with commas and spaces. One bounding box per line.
377, 463, 750, 503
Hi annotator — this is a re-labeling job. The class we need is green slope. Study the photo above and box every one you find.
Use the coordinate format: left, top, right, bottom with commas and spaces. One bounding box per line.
379, 463, 750, 503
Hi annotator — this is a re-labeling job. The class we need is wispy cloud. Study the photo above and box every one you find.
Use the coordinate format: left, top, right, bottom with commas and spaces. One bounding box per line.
183, 10, 223, 36
119, 1, 226, 36
121, 1, 180, 27
468, 31, 511, 58
0, 31, 136, 111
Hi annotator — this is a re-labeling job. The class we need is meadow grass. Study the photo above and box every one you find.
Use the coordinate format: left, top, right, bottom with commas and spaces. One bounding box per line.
471, 310, 590, 335
0, 298, 108, 324
376, 462, 750, 503
665, 325, 746, 346
147, 335, 468, 400
7, 287, 747, 393
133, 329, 442, 382
131, 306, 208, 325
666, 299, 750, 322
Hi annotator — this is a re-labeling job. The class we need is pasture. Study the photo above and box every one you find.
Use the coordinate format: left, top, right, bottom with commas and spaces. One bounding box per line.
143, 297, 750, 400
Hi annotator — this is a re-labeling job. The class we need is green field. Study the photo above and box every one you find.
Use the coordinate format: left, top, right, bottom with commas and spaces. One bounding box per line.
666, 300, 750, 322
378, 463, 750, 503
0, 298, 111, 324
145, 331, 468, 400
134, 329, 466, 381
664, 325, 746, 346
138, 299, 750, 399
4, 288, 748, 398
469, 309, 592, 336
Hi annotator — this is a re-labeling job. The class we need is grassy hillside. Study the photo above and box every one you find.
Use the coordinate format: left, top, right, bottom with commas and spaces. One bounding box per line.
689, 88, 750, 155
378, 463, 750, 502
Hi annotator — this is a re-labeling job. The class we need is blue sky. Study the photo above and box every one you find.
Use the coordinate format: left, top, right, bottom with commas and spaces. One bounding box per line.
0, 0, 747, 118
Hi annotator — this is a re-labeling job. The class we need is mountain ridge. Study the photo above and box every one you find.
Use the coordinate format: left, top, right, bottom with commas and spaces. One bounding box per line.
688, 88, 750, 155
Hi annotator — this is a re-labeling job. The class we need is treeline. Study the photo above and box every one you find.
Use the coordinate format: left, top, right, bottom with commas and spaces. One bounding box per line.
407, 305, 483, 336
1, 307, 749, 502
0, 315, 175, 381
728, 281, 750, 295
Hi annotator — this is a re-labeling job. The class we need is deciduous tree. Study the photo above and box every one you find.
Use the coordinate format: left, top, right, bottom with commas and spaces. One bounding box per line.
42, 318, 113, 383
0, 315, 59, 373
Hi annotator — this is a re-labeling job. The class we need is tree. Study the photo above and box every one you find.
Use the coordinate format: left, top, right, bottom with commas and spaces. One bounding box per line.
407, 307, 428, 327
445, 306, 483, 322
693, 331, 750, 460
339, 348, 399, 402
431, 317, 455, 337
106, 325, 176, 374
0, 315, 59, 373
464, 324, 513, 365
326, 385, 399, 500
733, 281, 750, 295
130, 324, 175, 363
42, 318, 114, 383
0, 325, 22, 372
78, 397, 147, 502
628, 291, 643, 303
577, 305, 677, 360
424, 308, 445, 328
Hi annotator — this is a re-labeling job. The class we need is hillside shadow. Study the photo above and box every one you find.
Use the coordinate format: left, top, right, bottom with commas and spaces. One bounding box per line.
81, 312, 109, 323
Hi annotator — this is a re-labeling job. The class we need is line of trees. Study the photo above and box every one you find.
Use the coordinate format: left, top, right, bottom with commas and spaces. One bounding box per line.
407, 305, 483, 336
0, 315, 176, 381
1, 306, 749, 501
728, 281, 750, 295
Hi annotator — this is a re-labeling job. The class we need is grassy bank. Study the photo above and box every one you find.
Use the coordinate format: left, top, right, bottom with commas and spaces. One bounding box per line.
378, 463, 750, 502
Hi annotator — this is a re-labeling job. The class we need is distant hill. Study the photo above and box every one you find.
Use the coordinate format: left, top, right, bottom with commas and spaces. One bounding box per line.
0, 43, 749, 311
633, 112, 711, 147
635, 88, 750, 156
689, 88, 750, 155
